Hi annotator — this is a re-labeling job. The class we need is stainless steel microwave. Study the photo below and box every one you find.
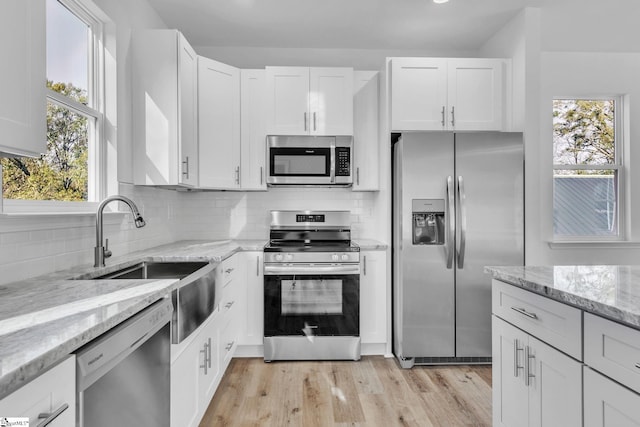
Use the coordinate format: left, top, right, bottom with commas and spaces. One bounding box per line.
266, 135, 353, 186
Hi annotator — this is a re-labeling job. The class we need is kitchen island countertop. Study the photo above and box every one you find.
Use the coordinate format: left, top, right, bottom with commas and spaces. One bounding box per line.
0, 239, 264, 399
485, 265, 640, 330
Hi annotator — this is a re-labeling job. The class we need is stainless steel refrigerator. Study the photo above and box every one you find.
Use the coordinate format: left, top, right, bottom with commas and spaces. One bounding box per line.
392, 131, 524, 368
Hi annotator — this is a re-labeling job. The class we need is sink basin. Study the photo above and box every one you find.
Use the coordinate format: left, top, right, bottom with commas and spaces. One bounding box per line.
89, 261, 210, 280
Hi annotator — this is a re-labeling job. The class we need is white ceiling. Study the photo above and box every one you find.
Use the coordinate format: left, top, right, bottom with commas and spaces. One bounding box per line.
145, 0, 545, 51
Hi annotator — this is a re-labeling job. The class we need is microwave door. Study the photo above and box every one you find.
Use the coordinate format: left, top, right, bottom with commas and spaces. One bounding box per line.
268, 147, 332, 185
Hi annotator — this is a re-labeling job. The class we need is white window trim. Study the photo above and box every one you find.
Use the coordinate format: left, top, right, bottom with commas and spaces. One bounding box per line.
1, 0, 107, 215
551, 95, 626, 243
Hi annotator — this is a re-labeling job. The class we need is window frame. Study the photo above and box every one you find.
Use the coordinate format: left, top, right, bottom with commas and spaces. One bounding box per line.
552, 95, 625, 242
1, 0, 106, 214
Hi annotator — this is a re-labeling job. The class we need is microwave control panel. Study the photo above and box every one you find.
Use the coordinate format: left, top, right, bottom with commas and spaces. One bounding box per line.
336, 147, 351, 176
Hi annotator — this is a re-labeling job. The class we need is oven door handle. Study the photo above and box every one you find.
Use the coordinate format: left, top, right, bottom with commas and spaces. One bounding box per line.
264, 264, 361, 276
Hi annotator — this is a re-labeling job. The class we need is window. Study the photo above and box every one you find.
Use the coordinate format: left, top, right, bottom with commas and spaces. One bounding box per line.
1, 0, 103, 207
553, 98, 622, 239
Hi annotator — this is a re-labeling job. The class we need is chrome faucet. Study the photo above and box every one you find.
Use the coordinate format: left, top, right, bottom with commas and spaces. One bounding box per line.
94, 195, 146, 267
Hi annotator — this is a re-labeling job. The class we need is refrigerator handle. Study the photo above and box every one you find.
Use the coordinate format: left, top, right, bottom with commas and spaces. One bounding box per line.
445, 176, 455, 269
457, 175, 467, 269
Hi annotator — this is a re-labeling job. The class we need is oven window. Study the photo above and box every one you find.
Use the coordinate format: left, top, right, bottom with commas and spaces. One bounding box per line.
281, 279, 342, 315
270, 147, 331, 176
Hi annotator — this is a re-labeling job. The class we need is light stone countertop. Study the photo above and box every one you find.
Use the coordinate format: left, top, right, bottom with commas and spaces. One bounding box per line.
485, 265, 640, 329
354, 239, 388, 251
0, 239, 265, 399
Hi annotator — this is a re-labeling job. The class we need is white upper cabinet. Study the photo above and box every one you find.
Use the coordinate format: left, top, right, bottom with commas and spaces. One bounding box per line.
240, 69, 267, 190
391, 57, 505, 131
0, 0, 46, 157
352, 71, 379, 191
198, 56, 240, 189
132, 30, 198, 187
266, 66, 353, 135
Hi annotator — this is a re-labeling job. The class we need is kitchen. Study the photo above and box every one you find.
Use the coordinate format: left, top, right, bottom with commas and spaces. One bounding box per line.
1, 0, 640, 425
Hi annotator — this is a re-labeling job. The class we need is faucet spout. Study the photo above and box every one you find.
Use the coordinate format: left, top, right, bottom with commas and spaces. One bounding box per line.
95, 195, 146, 267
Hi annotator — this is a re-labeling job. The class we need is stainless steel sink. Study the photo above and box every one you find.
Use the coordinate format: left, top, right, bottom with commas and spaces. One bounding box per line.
74, 260, 220, 344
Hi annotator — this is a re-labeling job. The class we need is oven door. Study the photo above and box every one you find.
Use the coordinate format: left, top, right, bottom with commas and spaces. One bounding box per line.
264, 264, 359, 337
266, 136, 335, 185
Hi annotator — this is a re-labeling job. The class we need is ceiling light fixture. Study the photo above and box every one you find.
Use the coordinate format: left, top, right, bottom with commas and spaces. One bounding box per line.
433, 0, 449, 3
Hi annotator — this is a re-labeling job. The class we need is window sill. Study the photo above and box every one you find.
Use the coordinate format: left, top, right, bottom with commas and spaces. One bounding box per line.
548, 241, 640, 249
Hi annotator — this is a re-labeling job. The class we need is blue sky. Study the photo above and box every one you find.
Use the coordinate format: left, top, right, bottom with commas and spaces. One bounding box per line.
47, 0, 88, 92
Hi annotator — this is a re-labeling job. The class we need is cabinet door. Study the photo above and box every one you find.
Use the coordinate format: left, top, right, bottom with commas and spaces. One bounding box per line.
240, 251, 264, 346
492, 316, 529, 427
585, 367, 640, 427
447, 58, 503, 131
0, 356, 75, 427
240, 69, 267, 190
352, 71, 379, 191
178, 33, 198, 186
0, 0, 46, 157
198, 316, 220, 416
527, 335, 582, 427
171, 333, 203, 427
360, 250, 387, 345
391, 58, 447, 131
309, 67, 353, 135
198, 56, 240, 189
265, 66, 309, 135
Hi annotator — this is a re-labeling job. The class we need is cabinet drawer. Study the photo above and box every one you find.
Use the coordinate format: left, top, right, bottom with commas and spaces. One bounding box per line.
585, 313, 640, 392
217, 255, 238, 287
584, 367, 640, 427
492, 280, 582, 360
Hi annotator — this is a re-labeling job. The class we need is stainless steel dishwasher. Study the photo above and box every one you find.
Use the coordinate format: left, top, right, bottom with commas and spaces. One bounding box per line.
75, 298, 173, 427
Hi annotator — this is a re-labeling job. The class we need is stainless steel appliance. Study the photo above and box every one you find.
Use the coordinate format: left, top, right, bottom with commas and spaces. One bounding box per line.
393, 132, 524, 368
263, 210, 361, 361
76, 298, 173, 427
266, 135, 353, 186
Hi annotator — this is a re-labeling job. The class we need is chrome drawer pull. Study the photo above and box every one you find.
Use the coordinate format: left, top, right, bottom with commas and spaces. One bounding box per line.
225, 267, 234, 274
37, 403, 69, 427
511, 306, 538, 320
525, 346, 535, 387
635, 363, 640, 369
514, 338, 524, 378
226, 341, 235, 351
225, 301, 235, 309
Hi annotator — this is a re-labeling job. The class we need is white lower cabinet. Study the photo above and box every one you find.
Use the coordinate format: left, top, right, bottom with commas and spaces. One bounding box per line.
238, 251, 264, 349
0, 356, 75, 426
584, 367, 640, 427
492, 316, 582, 427
359, 250, 387, 351
171, 254, 241, 427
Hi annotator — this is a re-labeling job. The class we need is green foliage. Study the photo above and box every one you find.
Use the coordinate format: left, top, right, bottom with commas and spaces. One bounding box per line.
553, 99, 615, 170
1, 81, 89, 201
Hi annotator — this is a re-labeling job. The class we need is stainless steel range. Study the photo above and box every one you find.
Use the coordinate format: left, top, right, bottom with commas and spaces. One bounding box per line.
263, 210, 361, 361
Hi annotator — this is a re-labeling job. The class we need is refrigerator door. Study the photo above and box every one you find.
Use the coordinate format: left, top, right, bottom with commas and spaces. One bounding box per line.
394, 132, 455, 358
454, 132, 524, 357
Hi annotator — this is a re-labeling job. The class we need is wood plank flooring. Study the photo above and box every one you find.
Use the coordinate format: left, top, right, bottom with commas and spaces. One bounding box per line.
199, 356, 492, 427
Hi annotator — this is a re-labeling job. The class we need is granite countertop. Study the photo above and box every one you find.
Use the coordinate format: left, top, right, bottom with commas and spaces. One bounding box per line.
486, 265, 640, 329
0, 239, 265, 399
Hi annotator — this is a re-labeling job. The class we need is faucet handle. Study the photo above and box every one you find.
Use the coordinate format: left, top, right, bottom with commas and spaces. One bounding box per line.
104, 238, 113, 259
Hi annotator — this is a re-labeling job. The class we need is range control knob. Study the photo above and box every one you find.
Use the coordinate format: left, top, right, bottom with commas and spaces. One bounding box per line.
285, 253, 294, 262
331, 253, 339, 262
275, 254, 284, 262
341, 254, 350, 261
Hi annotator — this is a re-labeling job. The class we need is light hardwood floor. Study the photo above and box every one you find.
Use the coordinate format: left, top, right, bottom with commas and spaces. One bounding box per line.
200, 356, 492, 426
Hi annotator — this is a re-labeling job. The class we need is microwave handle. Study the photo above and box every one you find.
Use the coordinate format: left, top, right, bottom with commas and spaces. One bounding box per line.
330, 145, 336, 183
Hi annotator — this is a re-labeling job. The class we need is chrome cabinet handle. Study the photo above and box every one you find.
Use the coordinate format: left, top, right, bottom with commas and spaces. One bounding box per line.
235, 166, 240, 185
456, 176, 467, 269
356, 167, 360, 186
225, 340, 235, 351
635, 363, 640, 369
200, 340, 209, 374
451, 106, 455, 127
445, 176, 455, 269
260, 166, 264, 186
304, 112, 307, 131
37, 403, 69, 427
182, 156, 190, 178
363, 255, 367, 276
225, 301, 235, 309
514, 338, 524, 378
525, 346, 535, 386
207, 337, 212, 369
225, 267, 234, 274
441, 106, 445, 127
511, 306, 538, 320
256, 255, 260, 276
313, 112, 317, 131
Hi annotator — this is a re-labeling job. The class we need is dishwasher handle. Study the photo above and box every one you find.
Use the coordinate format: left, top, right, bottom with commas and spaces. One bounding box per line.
76, 298, 173, 392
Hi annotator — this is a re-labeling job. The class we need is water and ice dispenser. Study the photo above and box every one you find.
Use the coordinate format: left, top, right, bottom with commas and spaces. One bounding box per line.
412, 199, 445, 245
